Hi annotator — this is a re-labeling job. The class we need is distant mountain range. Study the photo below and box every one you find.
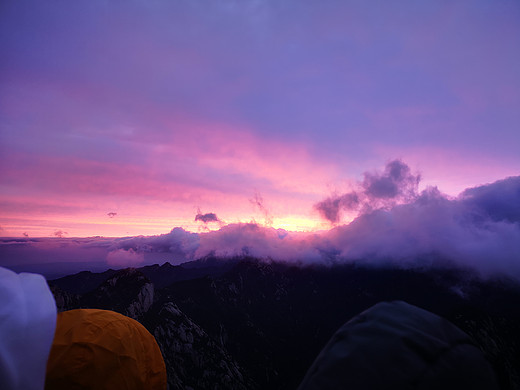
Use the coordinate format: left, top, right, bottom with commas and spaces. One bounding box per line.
49, 258, 520, 390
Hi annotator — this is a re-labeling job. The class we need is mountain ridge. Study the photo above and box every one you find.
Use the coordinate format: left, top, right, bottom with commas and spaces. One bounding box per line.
49, 257, 520, 389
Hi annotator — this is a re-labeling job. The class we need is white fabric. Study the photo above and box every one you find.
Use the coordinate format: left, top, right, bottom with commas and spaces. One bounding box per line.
0, 267, 57, 390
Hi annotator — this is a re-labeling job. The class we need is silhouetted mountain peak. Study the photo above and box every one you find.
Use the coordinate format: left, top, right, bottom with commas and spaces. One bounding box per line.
83, 268, 154, 320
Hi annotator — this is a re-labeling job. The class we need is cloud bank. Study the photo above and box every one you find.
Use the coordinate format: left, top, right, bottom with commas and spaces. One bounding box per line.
1, 172, 519, 280
327, 181, 520, 275
106, 248, 144, 267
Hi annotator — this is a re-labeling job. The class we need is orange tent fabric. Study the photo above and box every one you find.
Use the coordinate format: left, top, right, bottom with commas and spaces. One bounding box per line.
45, 309, 166, 390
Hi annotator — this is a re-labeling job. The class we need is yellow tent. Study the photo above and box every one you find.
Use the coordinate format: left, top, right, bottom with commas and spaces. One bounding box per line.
45, 309, 166, 390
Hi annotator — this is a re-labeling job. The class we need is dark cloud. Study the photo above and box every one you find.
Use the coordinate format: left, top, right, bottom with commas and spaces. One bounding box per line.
315, 160, 420, 223
53, 230, 67, 238
23, 232, 29, 237
107, 212, 117, 218
195, 211, 221, 224
362, 159, 420, 201
314, 197, 342, 224
314, 193, 359, 224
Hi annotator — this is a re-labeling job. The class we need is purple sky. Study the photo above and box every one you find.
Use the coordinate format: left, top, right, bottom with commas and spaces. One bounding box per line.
1, 0, 520, 238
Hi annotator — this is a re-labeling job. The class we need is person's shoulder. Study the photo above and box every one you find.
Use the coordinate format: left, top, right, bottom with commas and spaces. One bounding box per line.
298, 301, 499, 390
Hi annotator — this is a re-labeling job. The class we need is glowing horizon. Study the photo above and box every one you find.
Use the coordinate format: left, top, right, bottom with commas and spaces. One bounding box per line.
0, 214, 328, 239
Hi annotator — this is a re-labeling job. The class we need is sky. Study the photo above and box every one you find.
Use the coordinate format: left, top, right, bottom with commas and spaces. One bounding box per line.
1, 0, 520, 239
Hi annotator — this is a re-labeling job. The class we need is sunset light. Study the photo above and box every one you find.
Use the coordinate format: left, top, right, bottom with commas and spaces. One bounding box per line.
1, 3, 519, 387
